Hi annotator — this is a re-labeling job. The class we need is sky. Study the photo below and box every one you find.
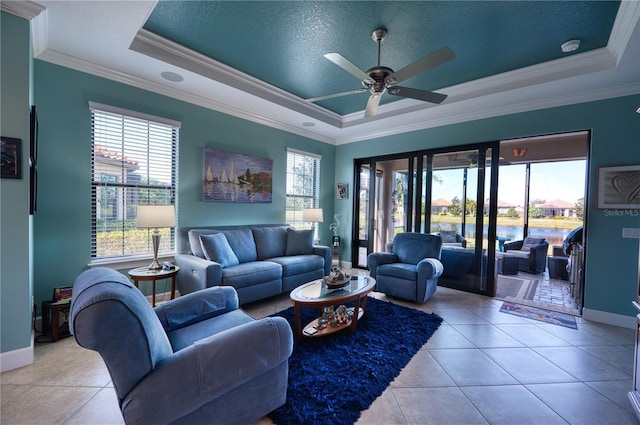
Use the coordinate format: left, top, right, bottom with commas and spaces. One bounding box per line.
432, 160, 586, 206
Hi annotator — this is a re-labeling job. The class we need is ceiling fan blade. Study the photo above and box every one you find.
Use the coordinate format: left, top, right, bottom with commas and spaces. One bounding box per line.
306, 88, 367, 103
387, 86, 448, 104
384, 46, 455, 86
324, 53, 374, 84
364, 94, 382, 117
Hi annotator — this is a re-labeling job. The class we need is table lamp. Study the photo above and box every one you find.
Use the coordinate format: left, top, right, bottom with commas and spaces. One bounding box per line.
302, 208, 323, 244
136, 204, 176, 270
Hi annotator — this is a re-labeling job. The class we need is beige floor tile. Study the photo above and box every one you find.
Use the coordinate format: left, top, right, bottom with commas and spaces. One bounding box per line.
495, 323, 572, 347
393, 387, 489, 425
64, 387, 124, 425
533, 346, 632, 381
461, 384, 568, 425
526, 382, 639, 424
391, 350, 456, 388
356, 387, 406, 425
0, 385, 99, 425
429, 348, 518, 386
482, 347, 578, 384
450, 324, 524, 348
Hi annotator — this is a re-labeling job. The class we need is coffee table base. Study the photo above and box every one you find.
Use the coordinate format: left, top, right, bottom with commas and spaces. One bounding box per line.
301, 307, 364, 338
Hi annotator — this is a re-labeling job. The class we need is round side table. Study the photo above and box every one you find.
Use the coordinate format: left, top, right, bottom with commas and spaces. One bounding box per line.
128, 266, 180, 307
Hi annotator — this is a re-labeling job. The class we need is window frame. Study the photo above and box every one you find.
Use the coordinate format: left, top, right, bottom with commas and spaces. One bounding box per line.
89, 102, 180, 265
286, 148, 321, 229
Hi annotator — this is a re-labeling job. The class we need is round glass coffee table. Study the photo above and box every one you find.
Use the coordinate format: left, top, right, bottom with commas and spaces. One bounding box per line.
289, 275, 375, 341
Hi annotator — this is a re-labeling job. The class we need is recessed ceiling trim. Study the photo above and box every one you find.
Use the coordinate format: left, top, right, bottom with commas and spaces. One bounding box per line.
0, 0, 45, 20
334, 81, 639, 145
608, 0, 640, 64
340, 46, 617, 128
130, 29, 343, 128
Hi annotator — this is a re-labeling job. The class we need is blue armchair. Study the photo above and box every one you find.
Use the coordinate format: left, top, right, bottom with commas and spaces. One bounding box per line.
504, 236, 549, 274
367, 233, 444, 303
69, 268, 293, 425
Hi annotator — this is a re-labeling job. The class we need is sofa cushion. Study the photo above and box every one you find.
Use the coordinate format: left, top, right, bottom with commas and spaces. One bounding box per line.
439, 230, 458, 243
200, 233, 240, 268
252, 226, 288, 260
221, 261, 282, 289
285, 228, 314, 256
268, 255, 323, 276
221, 229, 258, 263
521, 237, 544, 251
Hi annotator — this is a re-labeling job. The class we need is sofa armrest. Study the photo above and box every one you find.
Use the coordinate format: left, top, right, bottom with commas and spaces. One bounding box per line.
175, 253, 223, 295
154, 286, 239, 332
367, 252, 398, 278
313, 245, 332, 276
121, 317, 293, 425
417, 258, 444, 280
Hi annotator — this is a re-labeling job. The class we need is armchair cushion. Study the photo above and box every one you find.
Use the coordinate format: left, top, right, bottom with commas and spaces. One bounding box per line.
439, 230, 458, 244
393, 233, 442, 264
285, 228, 314, 256
200, 233, 240, 268
521, 237, 545, 252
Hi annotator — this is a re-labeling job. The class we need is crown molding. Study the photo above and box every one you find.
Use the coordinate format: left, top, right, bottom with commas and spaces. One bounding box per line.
35, 48, 336, 145
0, 0, 44, 20
130, 29, 343, 128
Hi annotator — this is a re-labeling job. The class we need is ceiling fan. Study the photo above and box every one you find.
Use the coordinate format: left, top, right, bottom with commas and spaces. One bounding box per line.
306, 28, 455, 118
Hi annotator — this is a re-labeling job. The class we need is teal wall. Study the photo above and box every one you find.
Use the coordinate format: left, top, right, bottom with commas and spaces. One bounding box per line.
1, 12, 33, 353
32, 61, 336, 308
336, 95, 640, 317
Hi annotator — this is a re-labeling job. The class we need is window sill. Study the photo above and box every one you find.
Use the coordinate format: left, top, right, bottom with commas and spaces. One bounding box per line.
89, 254, 176, 271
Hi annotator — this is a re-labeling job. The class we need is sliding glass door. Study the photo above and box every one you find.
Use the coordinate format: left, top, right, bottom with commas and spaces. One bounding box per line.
353, 144, 499, 295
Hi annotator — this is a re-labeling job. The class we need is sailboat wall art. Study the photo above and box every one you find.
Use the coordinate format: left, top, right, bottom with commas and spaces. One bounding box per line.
203, 148, 273, 203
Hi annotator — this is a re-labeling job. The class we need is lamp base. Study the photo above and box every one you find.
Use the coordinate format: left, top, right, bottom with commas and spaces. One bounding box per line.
147, 258, 162, 271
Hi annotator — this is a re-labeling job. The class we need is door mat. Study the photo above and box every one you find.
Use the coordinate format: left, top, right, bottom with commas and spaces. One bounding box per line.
496, 276, 538, 300
500, 300, 577, 329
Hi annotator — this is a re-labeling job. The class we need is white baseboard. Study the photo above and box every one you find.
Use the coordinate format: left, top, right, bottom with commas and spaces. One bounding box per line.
340, 260, 353, 269
0, 333, 34, 372
582, 307, 636, 329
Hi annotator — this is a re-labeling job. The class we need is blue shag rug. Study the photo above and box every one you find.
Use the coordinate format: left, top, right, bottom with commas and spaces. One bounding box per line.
268, 297, 443, 425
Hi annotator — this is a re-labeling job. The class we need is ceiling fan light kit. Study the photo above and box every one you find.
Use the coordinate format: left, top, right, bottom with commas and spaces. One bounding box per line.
307, 28, 455, 118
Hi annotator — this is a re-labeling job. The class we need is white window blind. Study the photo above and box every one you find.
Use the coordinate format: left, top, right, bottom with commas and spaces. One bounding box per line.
90, 103, 179, 261
286, 148, 321, 228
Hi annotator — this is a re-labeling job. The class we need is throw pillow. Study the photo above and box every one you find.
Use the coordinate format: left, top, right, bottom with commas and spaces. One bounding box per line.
285, 228, 314, 256
199, 233, 240, 268
521, 237, 544, 251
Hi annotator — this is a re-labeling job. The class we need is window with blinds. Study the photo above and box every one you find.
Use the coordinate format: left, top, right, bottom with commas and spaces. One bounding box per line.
286, 148, 321, 228
90, 102, 179, 261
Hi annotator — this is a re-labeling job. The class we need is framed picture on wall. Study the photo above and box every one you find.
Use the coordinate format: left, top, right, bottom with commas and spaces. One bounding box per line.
1, 137, 22, 179
597, 164, 640, 209
202, 148, 273, 203
337, 182, 348, 199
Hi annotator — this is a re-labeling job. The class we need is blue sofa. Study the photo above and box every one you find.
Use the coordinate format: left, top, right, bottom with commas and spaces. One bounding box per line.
70, 267, 293, 425
175, 224, 332, 304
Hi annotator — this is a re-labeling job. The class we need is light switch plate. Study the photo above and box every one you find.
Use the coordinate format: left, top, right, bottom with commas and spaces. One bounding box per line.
622, 228, 640, 239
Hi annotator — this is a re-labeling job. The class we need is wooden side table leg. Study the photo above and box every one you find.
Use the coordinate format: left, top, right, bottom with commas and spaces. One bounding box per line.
293, 304, 303, 341
151, 280, 156, 307
170, 276, 176, 300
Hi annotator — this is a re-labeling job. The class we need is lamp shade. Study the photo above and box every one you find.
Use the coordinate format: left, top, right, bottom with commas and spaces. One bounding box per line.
136, 205, 176, 228
302, 208, 323, 223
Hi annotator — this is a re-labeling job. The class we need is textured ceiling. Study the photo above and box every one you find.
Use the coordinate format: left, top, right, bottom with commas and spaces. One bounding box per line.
143, 1, 620, 115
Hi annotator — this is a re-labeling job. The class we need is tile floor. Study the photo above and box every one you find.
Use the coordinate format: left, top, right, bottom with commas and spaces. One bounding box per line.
2, 274, 637, 425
